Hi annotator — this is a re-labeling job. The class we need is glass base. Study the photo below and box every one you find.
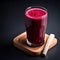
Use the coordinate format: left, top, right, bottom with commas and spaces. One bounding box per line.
26, 39, 44, 47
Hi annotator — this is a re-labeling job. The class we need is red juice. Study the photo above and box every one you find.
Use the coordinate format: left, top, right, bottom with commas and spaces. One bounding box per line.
25, 7, 48, 46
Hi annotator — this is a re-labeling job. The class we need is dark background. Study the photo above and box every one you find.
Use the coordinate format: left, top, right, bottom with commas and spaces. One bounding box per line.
0, 0, 60, 60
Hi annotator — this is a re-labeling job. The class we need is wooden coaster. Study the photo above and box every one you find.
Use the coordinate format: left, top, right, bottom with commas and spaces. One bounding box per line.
13, 32, 57, 55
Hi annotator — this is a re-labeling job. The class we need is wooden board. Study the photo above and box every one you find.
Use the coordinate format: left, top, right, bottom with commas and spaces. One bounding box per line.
13, 32, 57, 55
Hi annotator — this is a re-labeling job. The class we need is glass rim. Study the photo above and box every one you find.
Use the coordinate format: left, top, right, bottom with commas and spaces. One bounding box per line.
26, 6, 47, 11
25, 6, 48, 20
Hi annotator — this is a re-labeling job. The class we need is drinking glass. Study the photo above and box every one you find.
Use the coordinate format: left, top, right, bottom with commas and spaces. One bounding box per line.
25, 6, 48, 46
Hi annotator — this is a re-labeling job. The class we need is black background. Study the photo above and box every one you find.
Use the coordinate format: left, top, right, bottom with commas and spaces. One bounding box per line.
0, 0, 60, 60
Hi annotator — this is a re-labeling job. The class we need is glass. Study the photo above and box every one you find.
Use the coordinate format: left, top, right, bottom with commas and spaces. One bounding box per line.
25, 6, 48, 46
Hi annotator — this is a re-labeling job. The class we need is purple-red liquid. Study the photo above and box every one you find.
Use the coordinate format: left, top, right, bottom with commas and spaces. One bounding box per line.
25, 8, 47, 45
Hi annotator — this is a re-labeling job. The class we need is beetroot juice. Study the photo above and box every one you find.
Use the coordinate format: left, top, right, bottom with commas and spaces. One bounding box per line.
25, 6, 48, 46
